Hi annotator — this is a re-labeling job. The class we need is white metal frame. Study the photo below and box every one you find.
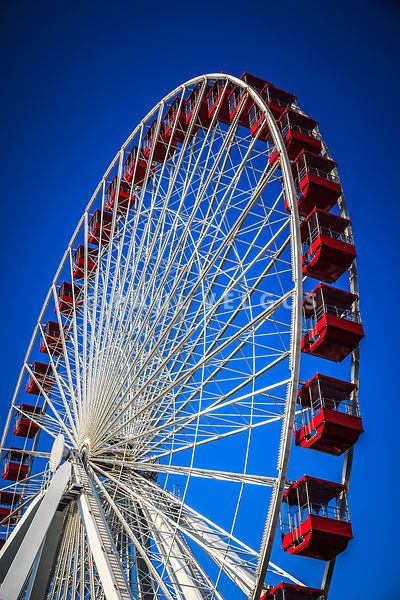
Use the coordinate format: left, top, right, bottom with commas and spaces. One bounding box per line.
0, 73, 360, 599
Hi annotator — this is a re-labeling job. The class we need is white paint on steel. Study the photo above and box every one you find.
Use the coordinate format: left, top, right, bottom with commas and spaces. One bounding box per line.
0, 461, 71, 599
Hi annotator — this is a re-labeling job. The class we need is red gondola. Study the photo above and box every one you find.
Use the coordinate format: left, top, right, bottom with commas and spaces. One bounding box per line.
163, 97, 187, 144
300, 209, 356, 282
87, 209, 113, 246
281, 476, 353, 560
288, 151, 343, 215
302, 284, 364, 362
228, 73, 268, 127
0, 491, 21, 523
270, 110, 322, 162
142, 120, 177, 163
295, 373, 363, 455
105, 177, 135, 214
123, 146, 150, 185
13, 404, 43, 438
39, 320, 63, 356
2, 449, 31, 482
185, 82, 212, 132
56, 281, 82, 316
261, 83, 296, 119
25, 361, 54, 395
207, 79, 233, 124
261, 582, 324, 600
72, 244, 98, 279
249, 83, 296, 141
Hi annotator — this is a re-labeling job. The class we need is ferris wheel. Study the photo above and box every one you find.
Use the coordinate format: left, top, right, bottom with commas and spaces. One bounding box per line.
0, 73, 364, 600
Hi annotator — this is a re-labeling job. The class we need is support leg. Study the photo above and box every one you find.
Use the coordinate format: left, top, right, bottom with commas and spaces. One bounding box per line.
0, 461, 71, 600
25, 507, 67, 599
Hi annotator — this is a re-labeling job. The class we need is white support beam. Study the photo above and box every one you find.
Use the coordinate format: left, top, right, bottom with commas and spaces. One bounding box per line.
25, 508, 67, 599
0, 461, 71, 599
0, 493, 42, 583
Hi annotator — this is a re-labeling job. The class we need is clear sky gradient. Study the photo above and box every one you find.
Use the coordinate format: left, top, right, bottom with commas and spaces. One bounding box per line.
0, 1, 398, 598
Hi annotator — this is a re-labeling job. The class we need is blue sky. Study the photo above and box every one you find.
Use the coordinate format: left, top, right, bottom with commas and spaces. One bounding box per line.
0, 1, 399, 597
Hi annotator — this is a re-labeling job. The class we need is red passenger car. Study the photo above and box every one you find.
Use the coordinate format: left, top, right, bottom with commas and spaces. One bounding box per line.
301, 209, 356, 283
105, 177, 135, 215
185, 82, 212, 133
270, 110, 322, 162
207, 79, 233, 124
72, 245, 98, 279
228, 73, 268, 127
2, 449, 31, 482
87, 209, 113, 246
56, 281, 82, 316
123, 146, 150, 185
25, 361, 54, 395
39, 320, 63, 356
288, 151, 343, 215
0, 491, 21, 523
261, 582, 324, 600
281, 476, 353, 560
302, 284, 364, 362
142, 120, 177, 163
163, 97, 187, 144
249, 83, 296, 140
13, 404, 43, 438
295, 373, 363, 455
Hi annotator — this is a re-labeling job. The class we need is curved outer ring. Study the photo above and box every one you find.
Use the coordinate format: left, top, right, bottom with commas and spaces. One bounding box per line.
3, 73, 363, 598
